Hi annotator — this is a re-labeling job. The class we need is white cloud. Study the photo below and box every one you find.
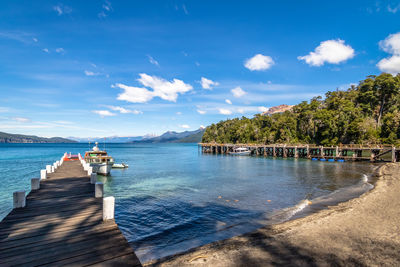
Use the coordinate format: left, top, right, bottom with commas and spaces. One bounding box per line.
179, 124, 190, 129
377, 32, 400, 75
237, 108, 245, 114
138, 73, 192, 102
388, 3, 400, 13
84, 70, 100, 76
148, 55, 159, 66
42, 48, 49, 53
258, 106, 269, 113
379, 32, 400, 54
32, 37, 38, 42
200, 125, 205, 129
197, 109, 206, 114
225, 99, 232, 105
93, 110, 116, 117
182, 4, 188, 15
55, 48, 65, 54
298, 39, 355, 66
107, 106, 142, 114
200, 77, 219, 90
244, 54, 275, 71
231, 86, 246, 98
218, 108, 232, 115
12, 117, 30, 123
98, 1, 112, 18
53, 5, 72, 16
115, 83, 154, 103
115, 74, 192, 103
377, 56, 400, 75
176, 111, 182, 115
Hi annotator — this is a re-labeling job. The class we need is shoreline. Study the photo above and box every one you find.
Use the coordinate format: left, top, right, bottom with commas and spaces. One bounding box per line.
146, 163, 400, 266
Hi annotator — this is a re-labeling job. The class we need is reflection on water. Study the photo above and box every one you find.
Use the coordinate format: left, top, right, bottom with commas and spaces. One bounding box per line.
0, 143, 377, 262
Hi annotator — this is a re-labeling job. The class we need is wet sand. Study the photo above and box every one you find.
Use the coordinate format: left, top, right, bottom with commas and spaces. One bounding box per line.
146, 163, 400, 266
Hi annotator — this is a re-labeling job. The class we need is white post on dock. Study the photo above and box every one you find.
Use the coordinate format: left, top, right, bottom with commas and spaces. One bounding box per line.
90, 173, 97, 184
31, 178, 40, 190
392, 147, 396, 162
103, 196, 115, 221
46, 165, 52, 173
88, 167, 93, 176
51, 166, 55, 173
53, 162, 57, 170
40, 169, 47, 180
95, 182, 104, 198
13, 191, 26, 209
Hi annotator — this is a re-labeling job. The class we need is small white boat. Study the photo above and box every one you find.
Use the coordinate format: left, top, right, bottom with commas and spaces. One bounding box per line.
112, 163, 129, 169
229, 147, 251, 155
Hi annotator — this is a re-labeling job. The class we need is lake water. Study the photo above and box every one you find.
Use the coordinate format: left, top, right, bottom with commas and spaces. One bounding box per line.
0, 143, 376, 262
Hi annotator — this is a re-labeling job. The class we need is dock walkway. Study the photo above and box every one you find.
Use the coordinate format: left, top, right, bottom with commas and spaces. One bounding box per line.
0, 160, 141, 266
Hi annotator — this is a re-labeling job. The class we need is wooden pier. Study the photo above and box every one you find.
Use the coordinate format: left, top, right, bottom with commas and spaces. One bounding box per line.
199, 143, 400, 162
0, 158, 141, 266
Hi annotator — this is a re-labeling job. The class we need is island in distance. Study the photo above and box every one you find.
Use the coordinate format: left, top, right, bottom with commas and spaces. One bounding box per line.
0, 131, 77, 143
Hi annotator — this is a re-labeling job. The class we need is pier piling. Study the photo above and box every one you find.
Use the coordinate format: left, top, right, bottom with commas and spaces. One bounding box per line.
95, 182, 104, 198
103, 196, 115, 221
199, 143, 398, 162
31, 177, 40, 190
40, 169, 47, 180
90, 173, 97, 184
13, 190, 26, 208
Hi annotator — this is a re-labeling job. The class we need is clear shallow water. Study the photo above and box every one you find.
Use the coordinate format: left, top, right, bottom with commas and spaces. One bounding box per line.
0, 143, 376, 262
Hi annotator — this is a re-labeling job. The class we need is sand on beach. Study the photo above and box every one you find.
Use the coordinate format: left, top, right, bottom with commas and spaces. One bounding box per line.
147, 163, 400, 266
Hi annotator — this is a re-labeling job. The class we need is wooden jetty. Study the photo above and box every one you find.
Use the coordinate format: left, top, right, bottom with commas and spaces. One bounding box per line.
199, 143, 400, 162
0, 155, 142, 266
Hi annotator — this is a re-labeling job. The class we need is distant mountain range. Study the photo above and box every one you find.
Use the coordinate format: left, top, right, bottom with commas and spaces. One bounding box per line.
0, 132, 77, 143
68, 128, 205, 144
132, 128, 205, 143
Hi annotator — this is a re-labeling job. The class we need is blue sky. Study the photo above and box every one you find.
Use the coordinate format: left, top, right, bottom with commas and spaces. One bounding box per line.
0, 0, 400, 138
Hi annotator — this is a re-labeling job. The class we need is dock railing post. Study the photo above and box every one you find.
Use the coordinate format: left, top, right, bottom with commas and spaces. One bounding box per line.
294, 146, 298, 158
31, 178, 40, 190
103, 196, 115, 221
46, 165, 52, 174
88, 167, 93, 176
13, 191, 26, 209
95, 182, 104, 198
392, 147, 396, 162
90, 173, 97, 184
40, 169, 47, 180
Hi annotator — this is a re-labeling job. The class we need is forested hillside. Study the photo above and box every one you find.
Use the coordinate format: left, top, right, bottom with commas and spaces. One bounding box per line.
202, 73, 400, 146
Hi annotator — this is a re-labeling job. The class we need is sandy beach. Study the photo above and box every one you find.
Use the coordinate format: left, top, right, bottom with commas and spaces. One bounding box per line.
147, 163, 400, 266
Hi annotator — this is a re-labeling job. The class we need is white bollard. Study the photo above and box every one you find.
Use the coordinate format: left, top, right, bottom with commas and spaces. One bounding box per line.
46, 165, 52, 173
56, 161, 60, 167
51, 166, 55, 173
88, 167, 93, 176
53, 162, 57, 170
95, 182, 104, 198
90, 173, 97, 184
40, 169, 47, 180
13, 191, 26, 209
103, 196, 115, 221
31, 178, 40, 190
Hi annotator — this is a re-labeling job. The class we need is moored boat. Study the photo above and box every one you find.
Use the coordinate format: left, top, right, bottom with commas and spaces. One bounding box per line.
229, 147, 251, 155
112, 163, 129, 168
84, 142, 114, 175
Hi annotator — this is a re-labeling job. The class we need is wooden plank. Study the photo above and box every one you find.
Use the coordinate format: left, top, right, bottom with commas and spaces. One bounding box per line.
0, 160, 141, 267
0, 223, 118, 250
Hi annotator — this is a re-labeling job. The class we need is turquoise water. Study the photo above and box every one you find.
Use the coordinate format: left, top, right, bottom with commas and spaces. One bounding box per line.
0, 143, 376, 262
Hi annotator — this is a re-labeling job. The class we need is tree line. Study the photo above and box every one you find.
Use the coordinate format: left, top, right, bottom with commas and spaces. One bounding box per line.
202, 73, 400, 146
